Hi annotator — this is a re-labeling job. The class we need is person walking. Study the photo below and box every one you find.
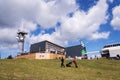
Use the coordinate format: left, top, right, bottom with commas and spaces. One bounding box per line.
61, 57, 65, 68
73, 56, 78, 68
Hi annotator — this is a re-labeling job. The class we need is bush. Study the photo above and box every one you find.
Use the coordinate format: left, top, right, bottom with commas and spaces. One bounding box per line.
7, 55, 13, 59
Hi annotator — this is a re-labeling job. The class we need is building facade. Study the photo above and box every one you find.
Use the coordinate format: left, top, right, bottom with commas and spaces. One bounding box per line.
65, 45, 86, 58
17, 40, 65, 59
101, 43, 120, 58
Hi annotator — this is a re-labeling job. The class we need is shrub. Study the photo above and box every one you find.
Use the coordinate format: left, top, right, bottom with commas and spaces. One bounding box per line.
7, 55, 13, 59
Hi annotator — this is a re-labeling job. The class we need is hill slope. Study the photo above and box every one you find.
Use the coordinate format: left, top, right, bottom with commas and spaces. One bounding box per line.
0, 59, 120, 80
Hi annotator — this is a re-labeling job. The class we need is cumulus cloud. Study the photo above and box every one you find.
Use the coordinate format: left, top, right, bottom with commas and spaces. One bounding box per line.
30, 31, 68, 46
89, 32, 110, 40
0, 0, 77, 49
0, 0, 77, 28
0, 0, 110, 50
111, 5, 120, 30
19, 19, 37, 32
33, 0, 109, 46
0, 28, 18, 49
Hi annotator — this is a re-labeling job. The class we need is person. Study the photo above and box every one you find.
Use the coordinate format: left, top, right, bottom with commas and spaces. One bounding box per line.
97, 57, 98, 60
73, 56, 78, 68
61, 57, 65, 67
66, 61, 72, 67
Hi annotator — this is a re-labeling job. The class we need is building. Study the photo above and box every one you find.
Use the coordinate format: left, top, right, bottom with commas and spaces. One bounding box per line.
87, 51, 101, 59
65, 45, 87, 59
101, 43, 120, 58
17, 40, 65, 59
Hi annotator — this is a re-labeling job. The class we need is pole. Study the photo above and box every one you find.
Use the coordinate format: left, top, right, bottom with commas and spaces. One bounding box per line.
0, 53, 1, 59
22, 40, 24, 53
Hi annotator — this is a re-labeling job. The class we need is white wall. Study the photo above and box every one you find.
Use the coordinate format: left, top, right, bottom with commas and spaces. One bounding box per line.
102, 46, 120, 57
109, 47, 120, 57
35, 53, 50, 59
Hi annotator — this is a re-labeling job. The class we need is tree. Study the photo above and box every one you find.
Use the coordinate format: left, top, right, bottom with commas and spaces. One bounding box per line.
7, 55, 13, 59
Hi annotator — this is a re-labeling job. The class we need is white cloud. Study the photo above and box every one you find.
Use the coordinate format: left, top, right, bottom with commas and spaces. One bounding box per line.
111, 5, 120, 30
0, 28, 17, 43
0, 0, 77, 49
0, 19, 37, 49
30, 31, 68, 46
34, 0, 109, 46
0, 28, 18, 49
35, 0, 77, 28
0, 0, 110, 50
19, 19, 37, 32
89, 32, 110, 40
0, 0, 77, 28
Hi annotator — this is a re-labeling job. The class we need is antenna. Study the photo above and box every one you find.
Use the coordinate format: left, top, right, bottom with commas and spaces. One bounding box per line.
79, 40, 85, 47
16, 30, 28, 54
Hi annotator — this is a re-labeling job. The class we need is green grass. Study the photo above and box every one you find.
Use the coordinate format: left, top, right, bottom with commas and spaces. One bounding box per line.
0, 58, 120, 80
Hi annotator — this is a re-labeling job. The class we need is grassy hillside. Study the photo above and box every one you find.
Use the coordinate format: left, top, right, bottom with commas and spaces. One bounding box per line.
0, 58, 120, 80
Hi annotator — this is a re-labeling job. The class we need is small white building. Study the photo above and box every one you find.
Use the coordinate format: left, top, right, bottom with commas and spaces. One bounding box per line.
87, 51, 101, 59
101, 43, 120, 58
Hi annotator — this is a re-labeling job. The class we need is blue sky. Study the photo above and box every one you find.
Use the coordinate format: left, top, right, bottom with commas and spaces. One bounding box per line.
0, 0, 120, 58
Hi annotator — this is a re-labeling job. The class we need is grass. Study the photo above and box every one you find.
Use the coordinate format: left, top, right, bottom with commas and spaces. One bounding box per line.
0, 58, 120, 80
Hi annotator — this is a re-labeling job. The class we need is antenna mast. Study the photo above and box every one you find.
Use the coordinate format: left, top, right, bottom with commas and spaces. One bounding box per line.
16, 30, 28, 54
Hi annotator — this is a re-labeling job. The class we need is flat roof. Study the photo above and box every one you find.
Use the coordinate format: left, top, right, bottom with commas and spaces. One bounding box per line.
103, 43, 120, 48
34, 40, 64, 48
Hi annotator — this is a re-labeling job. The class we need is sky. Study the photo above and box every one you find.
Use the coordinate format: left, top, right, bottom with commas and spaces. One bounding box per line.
0, 0, 120, 58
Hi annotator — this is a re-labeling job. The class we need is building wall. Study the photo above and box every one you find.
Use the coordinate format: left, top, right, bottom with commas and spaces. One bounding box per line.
35, 53, 65, 59
65, 45, 83, 58
51, 54, 65, 59
35, 53, 50, 59
102, 46, 120, 57
55, 54, 66, 59
30, 41, 46, 53
45, 41, 65, 54
16, 53, 65, 59
101, 46, 120, 57
16, 53, 36, 59
102, 43, 120, 58
30, 40, 65, 54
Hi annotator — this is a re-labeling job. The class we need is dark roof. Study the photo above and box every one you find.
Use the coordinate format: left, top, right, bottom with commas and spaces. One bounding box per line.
44, 40, 64, 49
65, 45, 84, 57
30, 40, 64, 53
103, 43, 120, 48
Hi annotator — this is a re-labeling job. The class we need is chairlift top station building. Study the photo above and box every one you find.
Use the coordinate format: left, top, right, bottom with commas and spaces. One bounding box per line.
17, 40, 66, 59
17, 40, 87, 59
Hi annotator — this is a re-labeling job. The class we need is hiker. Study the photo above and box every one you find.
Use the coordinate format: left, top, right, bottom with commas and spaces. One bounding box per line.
73, 56, 78, 68
61, 57, 65, 67
66, 61, 72, 67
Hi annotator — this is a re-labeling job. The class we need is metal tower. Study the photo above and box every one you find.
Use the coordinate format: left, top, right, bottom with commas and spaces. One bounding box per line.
16, 30, 28, 54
